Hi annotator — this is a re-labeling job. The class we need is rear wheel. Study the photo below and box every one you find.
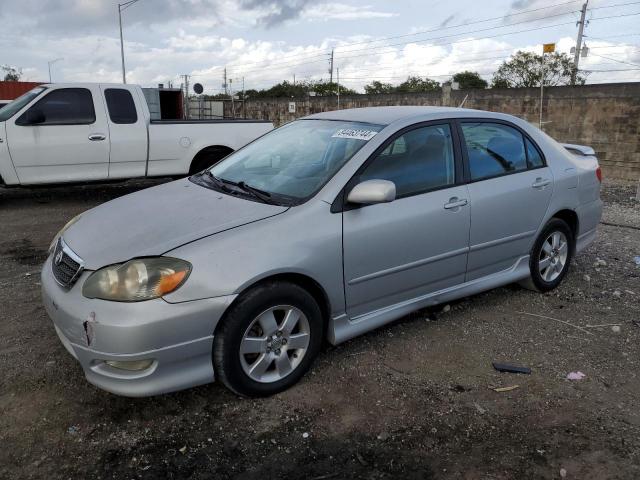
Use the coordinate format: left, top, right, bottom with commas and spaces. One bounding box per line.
189, 147, 233, 174
521, 218, 574, 292
213, 282, 323, 397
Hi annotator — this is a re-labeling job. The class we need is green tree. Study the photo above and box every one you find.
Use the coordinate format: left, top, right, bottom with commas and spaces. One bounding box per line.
364, 80, 394, 94
491, 51, 585, 88
1, 65, 22, 81
396, 76, 440, 93
452, 71, 488, 89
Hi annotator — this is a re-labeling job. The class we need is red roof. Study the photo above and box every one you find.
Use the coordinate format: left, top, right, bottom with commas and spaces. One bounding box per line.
0, 81, 44, 100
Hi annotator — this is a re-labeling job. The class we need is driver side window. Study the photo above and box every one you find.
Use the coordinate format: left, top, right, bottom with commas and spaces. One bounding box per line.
359, 124, 456, 198
16, 88, 95, 126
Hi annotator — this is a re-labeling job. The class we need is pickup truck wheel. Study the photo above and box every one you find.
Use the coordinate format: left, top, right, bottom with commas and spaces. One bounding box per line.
213, 281, 323, 397
520, 218, 574, 292
189, 147, 232, 174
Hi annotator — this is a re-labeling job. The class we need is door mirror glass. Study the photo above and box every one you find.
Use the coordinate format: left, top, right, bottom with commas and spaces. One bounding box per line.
25, 108, 46, 125
347, 179, 396, 205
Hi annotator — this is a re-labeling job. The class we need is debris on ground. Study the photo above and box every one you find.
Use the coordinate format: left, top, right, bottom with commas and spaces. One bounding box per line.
492, 385, 520, 393
594, 258, 608, 267
492, 362, 532, 374
302, 432, 310, 439
611, 325, 621, 333
634, 256, 640, 265
560, 467, 568, 478
178, 446, 187, 454
442, 304, 451, 313
473, 402, 487, 414
67, 426, 79, 435
566, 371, 586, 381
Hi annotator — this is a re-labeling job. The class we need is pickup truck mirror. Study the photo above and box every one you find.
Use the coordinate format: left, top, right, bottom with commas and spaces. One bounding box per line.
23, 108, 46, 125
347, 179, 396, 205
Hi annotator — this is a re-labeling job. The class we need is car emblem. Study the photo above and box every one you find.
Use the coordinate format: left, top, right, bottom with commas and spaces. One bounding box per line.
54, 250, 64, 265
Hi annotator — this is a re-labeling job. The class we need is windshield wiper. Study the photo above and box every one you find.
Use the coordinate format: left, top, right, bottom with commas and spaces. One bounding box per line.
235, 181, 278, 205
206, 172, 234, 193
208, 172, 277, 204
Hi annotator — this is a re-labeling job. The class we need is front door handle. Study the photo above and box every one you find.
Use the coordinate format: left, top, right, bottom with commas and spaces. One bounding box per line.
532, 177, 551, 189
88, 133, 106, 141
444, 197, 468, 210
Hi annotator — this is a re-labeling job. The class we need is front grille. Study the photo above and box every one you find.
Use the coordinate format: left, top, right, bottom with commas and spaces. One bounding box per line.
51, 238, 84, 288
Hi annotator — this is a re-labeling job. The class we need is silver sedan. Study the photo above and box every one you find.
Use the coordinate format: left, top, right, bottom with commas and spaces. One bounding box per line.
41, 106, 603, 397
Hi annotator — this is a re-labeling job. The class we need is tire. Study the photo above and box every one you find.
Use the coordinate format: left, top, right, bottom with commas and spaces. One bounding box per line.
189, 148, 232, 175
213, 281, 324, 397
521, 218, 574, 292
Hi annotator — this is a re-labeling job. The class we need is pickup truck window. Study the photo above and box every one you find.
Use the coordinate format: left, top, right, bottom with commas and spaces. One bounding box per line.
104, 88, 137, 124
16, 88, 95, 126
0, 87, 45, 122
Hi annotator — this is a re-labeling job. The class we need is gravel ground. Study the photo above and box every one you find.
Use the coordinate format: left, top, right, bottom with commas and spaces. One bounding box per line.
0, 178, 639, 480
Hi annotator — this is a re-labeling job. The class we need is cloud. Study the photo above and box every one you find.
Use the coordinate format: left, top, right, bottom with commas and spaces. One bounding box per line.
240, 0, 316, 27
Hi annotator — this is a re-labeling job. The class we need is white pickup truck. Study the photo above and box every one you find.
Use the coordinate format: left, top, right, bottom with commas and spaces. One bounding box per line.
0, 83, 273, 186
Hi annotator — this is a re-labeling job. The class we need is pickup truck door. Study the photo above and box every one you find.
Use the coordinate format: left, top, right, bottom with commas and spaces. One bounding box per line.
100, 86, 148, 179
5, 86, 109, 184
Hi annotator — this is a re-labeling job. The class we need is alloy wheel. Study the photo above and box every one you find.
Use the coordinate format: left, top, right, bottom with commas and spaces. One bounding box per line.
538, 231, 568, 282
239, 305, 310, 383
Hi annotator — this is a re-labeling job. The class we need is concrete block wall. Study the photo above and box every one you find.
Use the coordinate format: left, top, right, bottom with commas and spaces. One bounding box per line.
228, 82, 640, 180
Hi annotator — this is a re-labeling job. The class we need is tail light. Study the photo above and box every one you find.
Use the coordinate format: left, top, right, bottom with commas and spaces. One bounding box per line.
596, 166, 602, 183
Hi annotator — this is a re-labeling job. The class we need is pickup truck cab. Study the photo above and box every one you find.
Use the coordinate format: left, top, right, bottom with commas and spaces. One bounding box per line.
0, 83, 272, 186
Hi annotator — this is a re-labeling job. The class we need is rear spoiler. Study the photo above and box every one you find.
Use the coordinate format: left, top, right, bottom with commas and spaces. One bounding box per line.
561, 143, 596, 156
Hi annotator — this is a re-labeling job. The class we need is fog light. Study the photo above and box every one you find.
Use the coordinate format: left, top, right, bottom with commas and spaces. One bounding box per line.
105, 359, 154, 371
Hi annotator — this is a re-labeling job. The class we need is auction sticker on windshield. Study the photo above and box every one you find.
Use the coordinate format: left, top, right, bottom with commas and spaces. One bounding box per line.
332, 128, 378, 141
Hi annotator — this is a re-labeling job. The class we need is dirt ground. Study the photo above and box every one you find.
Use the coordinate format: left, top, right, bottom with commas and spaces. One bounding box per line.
0, 178, 638, 480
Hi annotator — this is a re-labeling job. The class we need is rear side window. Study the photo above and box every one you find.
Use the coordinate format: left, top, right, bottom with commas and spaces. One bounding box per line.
461, 122, 527, 181
525, 137, 545, 168
17, 88, 95, 125
359, 124, 456, 197
105, 88, 137, 124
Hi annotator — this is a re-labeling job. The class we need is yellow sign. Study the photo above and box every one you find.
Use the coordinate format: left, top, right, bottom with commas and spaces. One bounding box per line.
543, 43, 556, 54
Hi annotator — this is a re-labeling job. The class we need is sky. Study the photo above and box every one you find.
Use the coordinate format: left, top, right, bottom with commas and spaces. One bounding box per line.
0, 0, 638, 93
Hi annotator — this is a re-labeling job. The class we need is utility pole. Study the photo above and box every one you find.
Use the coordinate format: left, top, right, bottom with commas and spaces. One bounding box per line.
223, 67, 228, 96
182, 74, 190, 119
572, 1, 589, 85
242, 76, 245, 119
337, 68, 340, 108
118, 0, 142, 84
329, 49, 334, 84
47, 58, 63, 83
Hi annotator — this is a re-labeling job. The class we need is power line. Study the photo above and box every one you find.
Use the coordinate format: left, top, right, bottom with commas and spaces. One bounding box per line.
229, 19, 577, 77
330, 0, 581, 51
224, 0, 581, 72
588, 0, 640, 9
587, 53, 640, 67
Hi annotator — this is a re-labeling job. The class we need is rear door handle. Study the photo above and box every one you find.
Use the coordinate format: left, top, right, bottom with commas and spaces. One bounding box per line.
88, 133, 106, 141
444, 198, 468, 210
532, 177, 551, 189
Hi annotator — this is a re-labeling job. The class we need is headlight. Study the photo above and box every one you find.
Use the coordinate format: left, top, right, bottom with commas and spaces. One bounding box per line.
82, 257, 191, 302
49, 214, 82, 254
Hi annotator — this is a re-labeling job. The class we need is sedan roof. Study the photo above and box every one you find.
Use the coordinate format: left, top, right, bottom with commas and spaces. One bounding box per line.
303, 106, 488, 126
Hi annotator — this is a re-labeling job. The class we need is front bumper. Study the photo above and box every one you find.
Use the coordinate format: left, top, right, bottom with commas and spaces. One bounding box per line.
41, 256, 236, 397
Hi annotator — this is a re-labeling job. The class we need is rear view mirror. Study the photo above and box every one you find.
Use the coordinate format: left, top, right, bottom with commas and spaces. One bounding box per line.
347, 179, 396, 205
24, 108, 46, 125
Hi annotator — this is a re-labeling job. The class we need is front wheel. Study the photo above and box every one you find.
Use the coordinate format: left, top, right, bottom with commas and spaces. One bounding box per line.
521, 218, 574, 292
213, 282, 323, 397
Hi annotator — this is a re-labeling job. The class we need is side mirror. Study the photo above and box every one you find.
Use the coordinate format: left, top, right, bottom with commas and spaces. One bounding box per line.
347, 179, 396, 205
24, 108, 46, 125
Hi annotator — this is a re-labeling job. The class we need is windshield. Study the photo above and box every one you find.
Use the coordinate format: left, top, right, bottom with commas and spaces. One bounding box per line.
210, 119, 383, 201
0, 87, 46, 122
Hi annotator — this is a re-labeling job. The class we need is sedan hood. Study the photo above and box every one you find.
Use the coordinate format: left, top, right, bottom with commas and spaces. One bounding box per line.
63, 178, 288, 270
